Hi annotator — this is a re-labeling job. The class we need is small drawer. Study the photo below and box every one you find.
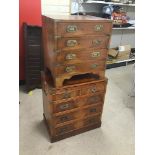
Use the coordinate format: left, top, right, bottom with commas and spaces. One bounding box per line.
85, 93, 104, 106
81, 82, 106, 96
53, 99, 78, 113
50, 89, 80, 101
54, 123, 75, 135
54, 111, 79, 125
83, 115, 101, 127
83, 104, 103, 117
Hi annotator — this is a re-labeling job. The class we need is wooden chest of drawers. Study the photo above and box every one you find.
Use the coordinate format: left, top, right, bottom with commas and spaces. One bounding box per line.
41, 71, 108, 142
42, 15, 112, 87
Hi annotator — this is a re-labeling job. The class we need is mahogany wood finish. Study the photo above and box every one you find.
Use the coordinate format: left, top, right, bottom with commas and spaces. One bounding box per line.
41, 71, 107, 142
42, 15, 112, 87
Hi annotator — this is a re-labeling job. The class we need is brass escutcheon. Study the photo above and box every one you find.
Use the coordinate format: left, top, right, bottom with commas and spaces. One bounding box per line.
67, 40, 77, 47
66, 25, 77, 32
94, 25, 103, 31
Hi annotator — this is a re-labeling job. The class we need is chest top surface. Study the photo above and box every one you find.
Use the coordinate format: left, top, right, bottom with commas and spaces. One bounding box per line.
43, 15, 112, 23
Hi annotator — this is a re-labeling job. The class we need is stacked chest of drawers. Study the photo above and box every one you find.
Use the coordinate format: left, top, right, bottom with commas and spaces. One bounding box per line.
42, 15, 112, 142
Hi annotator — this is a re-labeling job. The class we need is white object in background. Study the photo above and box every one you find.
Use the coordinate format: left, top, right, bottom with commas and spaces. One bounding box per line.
71, 0, 79, 14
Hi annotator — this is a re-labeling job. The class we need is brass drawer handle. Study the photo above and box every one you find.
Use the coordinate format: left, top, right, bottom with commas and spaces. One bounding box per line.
67, 40, 77, 47
60, 115, 69, 122
90, 87, 97, 93
92, 39, 102, 46
91, 63, 99, 69
65, 65, 76, 72
89, 108, 97, 113
66, 53, 76, 60
66, 25, 77, 32
59, 126, 68, 134
91, 51, 100, 58
60, 103, 69, 110
94, 25, 103, 31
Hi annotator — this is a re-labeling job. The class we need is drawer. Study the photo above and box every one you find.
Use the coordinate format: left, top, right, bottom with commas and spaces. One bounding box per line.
56, 48, 108, 64
53, 99, 78, 113
81, 81, 106, 95
83, 115, 101, 127
83, 104, 103, 117
54, 123, 76, 135
54, 61, 106, 76
56, 35, 110, 51
48, 88, 80, 101
83, 93, 104, 106
56, 22, 112, 36
54, 111, 79, 125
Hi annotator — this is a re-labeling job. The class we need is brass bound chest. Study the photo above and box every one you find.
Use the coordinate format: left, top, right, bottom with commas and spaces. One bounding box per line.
42, 15, 112, 87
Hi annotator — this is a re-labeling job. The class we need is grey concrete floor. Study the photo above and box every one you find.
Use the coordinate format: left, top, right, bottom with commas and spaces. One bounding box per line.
20, 64, 135, 155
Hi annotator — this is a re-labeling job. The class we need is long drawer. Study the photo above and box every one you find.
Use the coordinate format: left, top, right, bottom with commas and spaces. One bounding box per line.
52, 92, 105, 113
54, 35, 110, 51
55, 48, 108, 64
53, 114, 101, 136
53, 60, 106, 76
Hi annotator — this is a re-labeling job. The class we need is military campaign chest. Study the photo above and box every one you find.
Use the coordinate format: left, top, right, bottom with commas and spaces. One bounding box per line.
41, 15, 112, 142
42, 15, 112, 87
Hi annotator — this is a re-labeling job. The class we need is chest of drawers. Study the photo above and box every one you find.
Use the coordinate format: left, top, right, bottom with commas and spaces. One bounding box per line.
42, 15, 112, 87
41, 71, 108, 142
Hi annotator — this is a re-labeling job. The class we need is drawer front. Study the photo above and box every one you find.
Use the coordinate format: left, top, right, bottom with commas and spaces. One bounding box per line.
83, 104, 103, 117
56, 22, 112, 36
53, 99, 78, 113
56, 35, 109, 51
83, 115, 101, 127
81, 81, 106, 95
56, 48, 108, 64
54, 61, 106, 76
55, 123, 75, 135
49, 89, 80, 101
54, 111, 79, 125
84, 93, 104, 106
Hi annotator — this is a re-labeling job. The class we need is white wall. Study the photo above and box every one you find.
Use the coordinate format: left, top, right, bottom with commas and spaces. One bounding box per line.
41, 0, 71, 15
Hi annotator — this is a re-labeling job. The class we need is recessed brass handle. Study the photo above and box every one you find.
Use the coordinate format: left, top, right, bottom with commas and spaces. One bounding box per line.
90, 87, 97, 93
60, 115, 69, 122
63, 92, 71, 99
59, 126, 68, 134
66, 53, 76, 60
91, 63, 99, 69
91, 51, 101, 58
66, 25, 77, 32
60, 103, 69, 110
65, 65, 76, 72
67, 40, 77, 47
92, 39, 101, 46
94, 25, 103, 31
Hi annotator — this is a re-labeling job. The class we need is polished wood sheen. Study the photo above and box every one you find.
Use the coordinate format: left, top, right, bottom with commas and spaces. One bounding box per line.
42, 15, 112, 87
41, 71, 108, 142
